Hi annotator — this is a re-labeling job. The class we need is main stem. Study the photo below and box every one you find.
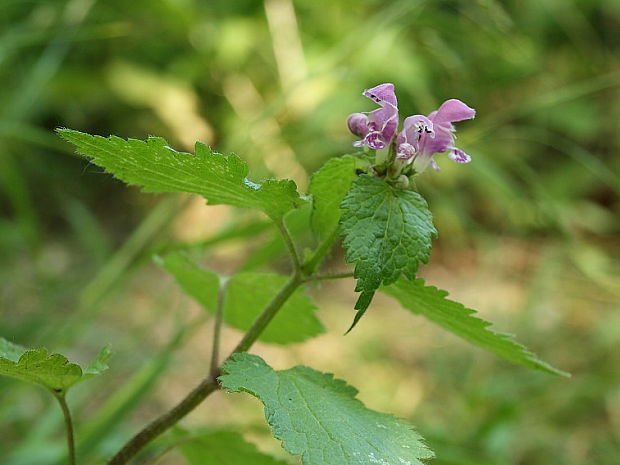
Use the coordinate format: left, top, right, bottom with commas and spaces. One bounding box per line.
232, 273, 302, 354
108, 221, 336, 465
107, 375, 219, 465
55, 394, 76, 465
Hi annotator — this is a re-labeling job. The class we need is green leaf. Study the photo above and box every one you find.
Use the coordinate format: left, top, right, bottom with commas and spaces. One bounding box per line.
157, 254, 324, 344
340, 175, 436, 329
58, 129, 304, 220
224, 272, 324, 344
308, 155, 364, 240
155, 252, 220, 311
0, 338, 111, 394
382, 278, 569, 376
179, 430, 290, 465
220, 353, 433, 465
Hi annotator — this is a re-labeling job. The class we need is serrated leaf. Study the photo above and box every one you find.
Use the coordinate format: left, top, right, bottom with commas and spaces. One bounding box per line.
0, 338, 111, 394
155, 252, 220, 311
382, 278, 569, 376
220, 353, 433, 465
308, 155, 364, 240
340, 175, 436, 329
178, 430, 290, 465
225, 272, 324, 344
58, 129, 304, 220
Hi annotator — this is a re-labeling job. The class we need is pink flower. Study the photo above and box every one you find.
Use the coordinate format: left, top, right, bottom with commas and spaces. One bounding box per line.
397, 99, 476, 172
347, 84, 475, 173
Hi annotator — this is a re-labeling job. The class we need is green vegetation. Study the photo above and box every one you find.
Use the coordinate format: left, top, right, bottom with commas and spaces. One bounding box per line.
1, 1, 618, 464
220, 353, 434, 465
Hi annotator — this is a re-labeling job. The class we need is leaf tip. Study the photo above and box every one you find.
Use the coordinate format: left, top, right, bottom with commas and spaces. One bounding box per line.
345, 292, 374, 334
541, 362, 571, 378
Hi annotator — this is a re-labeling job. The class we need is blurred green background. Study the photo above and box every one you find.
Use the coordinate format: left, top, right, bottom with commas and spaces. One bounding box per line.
1, 0, 619, 464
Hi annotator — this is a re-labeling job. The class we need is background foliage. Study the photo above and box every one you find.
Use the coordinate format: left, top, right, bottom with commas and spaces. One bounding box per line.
1, 0, 618, 464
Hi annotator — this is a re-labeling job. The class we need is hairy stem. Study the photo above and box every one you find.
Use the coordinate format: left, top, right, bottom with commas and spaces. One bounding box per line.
55, 394, 76, 465
107, 375, 219, 465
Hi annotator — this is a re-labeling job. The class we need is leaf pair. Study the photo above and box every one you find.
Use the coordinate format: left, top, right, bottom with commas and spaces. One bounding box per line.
56, 130, 394, 326
59, 130, 566, 377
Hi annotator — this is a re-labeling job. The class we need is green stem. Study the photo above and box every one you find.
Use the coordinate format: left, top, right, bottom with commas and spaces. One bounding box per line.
107, 218, 339, 464
231, 273, 302, 354
209, 279, 228, 376
107, 375, 219, 465
55, 394, 76, 465
106, 275, 302, 465
276, 219, 301, 271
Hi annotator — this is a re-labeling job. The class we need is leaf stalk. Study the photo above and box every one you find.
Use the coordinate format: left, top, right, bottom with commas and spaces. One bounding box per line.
209, 279, 228, 376
276, 219, 302, 272
55, 393, 76, 465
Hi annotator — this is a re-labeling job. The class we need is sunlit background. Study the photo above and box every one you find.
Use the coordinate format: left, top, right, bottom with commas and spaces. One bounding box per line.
1, 0, 619, 464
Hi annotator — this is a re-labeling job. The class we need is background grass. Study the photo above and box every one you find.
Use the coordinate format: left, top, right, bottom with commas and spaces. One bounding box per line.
1, 0, 619, 464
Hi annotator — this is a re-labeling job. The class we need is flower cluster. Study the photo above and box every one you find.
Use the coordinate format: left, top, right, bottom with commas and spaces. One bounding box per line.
347, 83, 475, 174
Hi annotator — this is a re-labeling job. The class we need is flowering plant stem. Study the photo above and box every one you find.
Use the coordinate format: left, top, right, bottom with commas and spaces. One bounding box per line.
55, 394, 76, 465
208, 280, 228, 377
107, 221, 342, 465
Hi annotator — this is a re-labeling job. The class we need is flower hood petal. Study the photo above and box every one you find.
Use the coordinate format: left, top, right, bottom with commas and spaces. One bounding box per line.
347, 83, 399, 149
362, 83, 397, 107
429, 99, 476, 125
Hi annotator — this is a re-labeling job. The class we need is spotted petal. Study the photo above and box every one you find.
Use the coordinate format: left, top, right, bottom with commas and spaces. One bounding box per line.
397, 115, 434, 146
347, 83, 399, 149
419, 123, 454, 156
396, 115, 435, 163
364, 84, 398, 145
